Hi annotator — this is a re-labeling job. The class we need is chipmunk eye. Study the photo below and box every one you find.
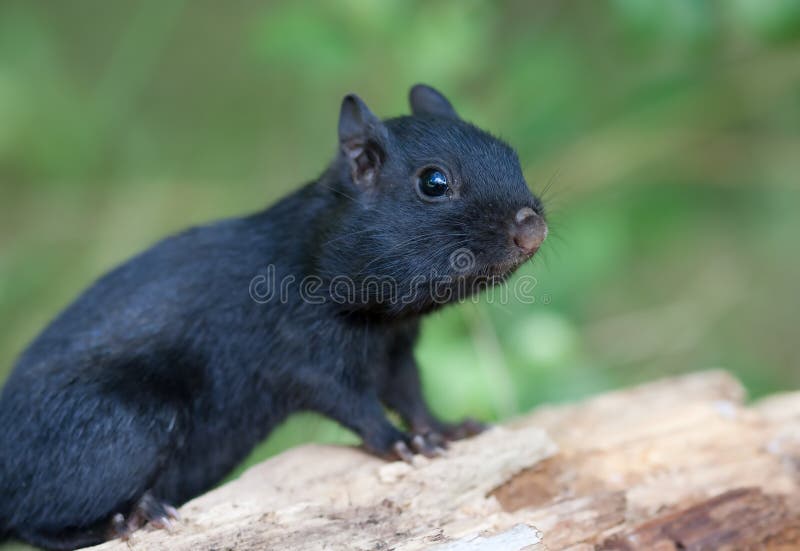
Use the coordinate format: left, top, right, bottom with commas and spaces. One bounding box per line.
418, 168, 449, 198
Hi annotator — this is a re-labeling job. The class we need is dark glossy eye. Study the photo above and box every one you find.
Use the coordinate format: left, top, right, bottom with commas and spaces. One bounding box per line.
418, 168, 449, 198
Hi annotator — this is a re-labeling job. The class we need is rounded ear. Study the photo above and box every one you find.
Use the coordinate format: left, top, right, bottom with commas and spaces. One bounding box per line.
409, 84, 459, 120
338, 94, 387, 188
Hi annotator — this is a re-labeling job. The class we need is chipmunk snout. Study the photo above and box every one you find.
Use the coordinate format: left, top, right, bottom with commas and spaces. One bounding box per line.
511, 207, 547, 255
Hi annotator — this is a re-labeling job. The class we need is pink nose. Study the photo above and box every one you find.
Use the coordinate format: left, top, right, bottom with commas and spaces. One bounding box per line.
511, 207, 547, 255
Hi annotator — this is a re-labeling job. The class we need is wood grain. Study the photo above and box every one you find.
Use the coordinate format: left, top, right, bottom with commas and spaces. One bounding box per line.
88, 371, 800, 550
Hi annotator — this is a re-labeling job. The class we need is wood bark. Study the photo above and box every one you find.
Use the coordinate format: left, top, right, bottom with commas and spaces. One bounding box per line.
89, 370, 800, 550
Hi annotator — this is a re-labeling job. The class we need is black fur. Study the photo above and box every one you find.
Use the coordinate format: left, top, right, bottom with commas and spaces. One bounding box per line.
0, 84, 545, 550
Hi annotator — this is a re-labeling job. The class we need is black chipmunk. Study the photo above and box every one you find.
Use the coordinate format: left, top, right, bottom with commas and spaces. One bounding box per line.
0, 85, 547, 550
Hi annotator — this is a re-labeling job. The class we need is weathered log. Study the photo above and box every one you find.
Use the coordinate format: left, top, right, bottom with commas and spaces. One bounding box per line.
88, 370, 800, 550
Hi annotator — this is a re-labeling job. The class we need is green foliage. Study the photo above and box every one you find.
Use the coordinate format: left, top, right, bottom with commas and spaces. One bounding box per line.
1, 3, 800, 547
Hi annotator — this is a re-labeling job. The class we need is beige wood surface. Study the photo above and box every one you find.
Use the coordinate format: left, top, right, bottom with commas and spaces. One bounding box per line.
89, 370, 800, 550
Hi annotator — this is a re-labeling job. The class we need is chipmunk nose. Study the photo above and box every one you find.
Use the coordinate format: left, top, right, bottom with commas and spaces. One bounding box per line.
511, 207, 547, 255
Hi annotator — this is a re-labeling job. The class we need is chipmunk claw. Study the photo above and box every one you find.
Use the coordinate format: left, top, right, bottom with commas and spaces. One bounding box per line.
393, 440, 416, 463
411, 433, 446, 458
110, 492, 180, 540
392, 432, 447, 464
440, 417, 488, 441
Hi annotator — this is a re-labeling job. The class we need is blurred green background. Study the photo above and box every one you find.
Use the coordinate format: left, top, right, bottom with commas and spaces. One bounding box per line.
1, 1, 800, 547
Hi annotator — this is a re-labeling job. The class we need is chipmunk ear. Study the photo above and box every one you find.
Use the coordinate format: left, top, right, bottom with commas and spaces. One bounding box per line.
338, 94, 387, 188
409, 84, 459, 120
